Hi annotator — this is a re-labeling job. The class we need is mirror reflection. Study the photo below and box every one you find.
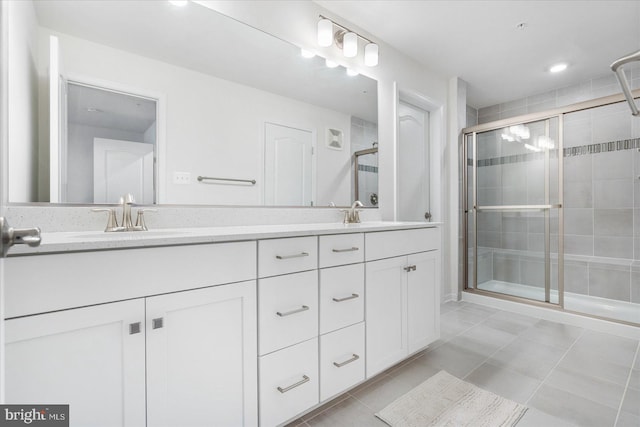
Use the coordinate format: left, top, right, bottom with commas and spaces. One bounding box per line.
9, 0, 378, 207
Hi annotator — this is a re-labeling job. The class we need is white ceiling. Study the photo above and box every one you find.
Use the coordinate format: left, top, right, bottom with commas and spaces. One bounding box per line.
316, 0, 640, 108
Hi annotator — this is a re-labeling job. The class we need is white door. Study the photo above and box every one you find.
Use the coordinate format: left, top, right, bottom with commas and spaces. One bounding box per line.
146, 281, 258, 427
398, 101, 430, 221
4, 299, 146, 426
407, 251, 441, 353
365, 256, 408, 377
264, 123, 313, 206
93, 138, 154, 204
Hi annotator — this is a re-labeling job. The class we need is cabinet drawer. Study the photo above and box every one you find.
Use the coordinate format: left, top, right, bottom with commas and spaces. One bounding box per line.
259, 236, 318, 278
320, 323, 365, 402
319, 264, 364, 335
365, 227, 440, 261
259, 338, 319, 427
319, 233, 364, 268
259, 270, 318, 355
4, 241, 257, 318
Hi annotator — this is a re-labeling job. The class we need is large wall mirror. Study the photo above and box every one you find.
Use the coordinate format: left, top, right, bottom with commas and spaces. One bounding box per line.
8, 0, 378, 208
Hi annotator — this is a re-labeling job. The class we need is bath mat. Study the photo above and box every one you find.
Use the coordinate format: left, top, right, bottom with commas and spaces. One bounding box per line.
375, 370, 527, 427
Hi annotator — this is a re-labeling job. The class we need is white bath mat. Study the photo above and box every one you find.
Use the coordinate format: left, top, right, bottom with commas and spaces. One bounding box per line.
376, 370, 528, 427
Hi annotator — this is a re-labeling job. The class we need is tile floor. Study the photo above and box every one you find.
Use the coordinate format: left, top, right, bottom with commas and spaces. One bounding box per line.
287, 301, 640, 427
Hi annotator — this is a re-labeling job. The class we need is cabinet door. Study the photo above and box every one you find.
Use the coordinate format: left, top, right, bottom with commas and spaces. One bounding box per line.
4, 299, 146, 427
407, 251, 441, 353
146, 281, 258, 427
365, 256, 407, 378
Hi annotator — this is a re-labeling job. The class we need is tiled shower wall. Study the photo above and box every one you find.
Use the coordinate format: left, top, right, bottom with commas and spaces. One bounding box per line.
469, 67, 640, 305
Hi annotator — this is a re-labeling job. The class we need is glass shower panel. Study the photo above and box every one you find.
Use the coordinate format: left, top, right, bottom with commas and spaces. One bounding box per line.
470, 117, 561, 304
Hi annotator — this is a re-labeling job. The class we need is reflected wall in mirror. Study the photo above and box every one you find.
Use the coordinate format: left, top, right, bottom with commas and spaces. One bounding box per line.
7, 0, 378, 207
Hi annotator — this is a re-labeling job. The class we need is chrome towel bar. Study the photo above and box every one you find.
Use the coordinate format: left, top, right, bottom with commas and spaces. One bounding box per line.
611, 50, 640, 116
197, 176, 256, 185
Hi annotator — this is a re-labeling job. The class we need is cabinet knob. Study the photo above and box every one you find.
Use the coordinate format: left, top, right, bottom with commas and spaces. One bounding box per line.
129, 322, 141, 335
152, 318, 164, 329
403, 265, 417, 272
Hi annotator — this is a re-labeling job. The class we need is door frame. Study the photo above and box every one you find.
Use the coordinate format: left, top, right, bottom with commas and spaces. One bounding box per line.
0, 0, 9, 402
62, 73, 166, 204
262, 121, 317, 206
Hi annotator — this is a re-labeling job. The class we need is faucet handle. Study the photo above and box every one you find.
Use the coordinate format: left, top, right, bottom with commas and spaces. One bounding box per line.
91, 208, 120, 232
134, 208, 157, 231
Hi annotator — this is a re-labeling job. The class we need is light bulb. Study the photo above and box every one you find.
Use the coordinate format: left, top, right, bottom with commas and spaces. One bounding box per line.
549, 63, 567, 73
318, 19, 333, 47
343, 32, 357, 57
364, 43, 378, 67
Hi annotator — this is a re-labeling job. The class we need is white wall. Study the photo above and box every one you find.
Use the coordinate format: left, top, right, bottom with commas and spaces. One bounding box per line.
37, 29, 353, 207
7, 0, 39, 203
199, 1, 449, 218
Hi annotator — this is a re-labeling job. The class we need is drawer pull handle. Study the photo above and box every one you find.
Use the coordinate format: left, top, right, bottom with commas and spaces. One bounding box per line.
333, 354, 360, 368
277, 375, 310, 393
276, 305, 309, 317
276, 252, 309, 260
332, 293, 359, 303
332, 247, 359, 253
403, 265, 417, 272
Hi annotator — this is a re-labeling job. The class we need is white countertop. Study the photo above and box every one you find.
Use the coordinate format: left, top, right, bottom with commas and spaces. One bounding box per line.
9, 221, 441, 255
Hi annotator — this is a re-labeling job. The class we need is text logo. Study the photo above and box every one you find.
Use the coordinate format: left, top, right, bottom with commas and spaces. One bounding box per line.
0, 406, 68, 427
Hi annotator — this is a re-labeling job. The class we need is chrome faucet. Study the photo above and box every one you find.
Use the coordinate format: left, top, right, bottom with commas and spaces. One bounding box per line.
92, 193, 156, 232
340, 200, 364, 224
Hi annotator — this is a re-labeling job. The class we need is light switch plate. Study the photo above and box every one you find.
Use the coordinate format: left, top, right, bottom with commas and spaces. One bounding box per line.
173, 172, 191, 184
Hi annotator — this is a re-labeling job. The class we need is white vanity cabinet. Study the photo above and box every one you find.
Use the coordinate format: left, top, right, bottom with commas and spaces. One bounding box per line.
3, 241, 258, 427
364, 228, 441, 378
4, 299, 147, 427
145, 281, 257, 427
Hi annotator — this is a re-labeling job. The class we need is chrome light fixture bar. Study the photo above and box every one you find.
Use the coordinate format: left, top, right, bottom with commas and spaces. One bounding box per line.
611, 49, 640, 116
317, 15, 378, 66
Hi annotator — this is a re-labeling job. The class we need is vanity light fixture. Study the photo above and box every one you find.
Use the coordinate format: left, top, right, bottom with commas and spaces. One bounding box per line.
318, 18, 333, 47
168, 0, 188, 6
317, 15, 379, 66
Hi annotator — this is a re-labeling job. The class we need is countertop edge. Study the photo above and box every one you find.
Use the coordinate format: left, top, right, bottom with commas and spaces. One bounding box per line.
8, 222, 443, 256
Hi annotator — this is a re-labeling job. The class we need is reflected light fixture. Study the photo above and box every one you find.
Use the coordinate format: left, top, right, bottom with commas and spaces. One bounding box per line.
168, 0, 188, 6
300, 48, 316, 59
347, 68, 359, 76
325, 59, 339, 68
318, 15, 378, 66
318, 18, 333, 47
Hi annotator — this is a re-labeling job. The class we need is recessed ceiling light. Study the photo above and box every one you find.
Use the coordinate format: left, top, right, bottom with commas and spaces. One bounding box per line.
549, 63, 568, 73
168, 0, 188, 7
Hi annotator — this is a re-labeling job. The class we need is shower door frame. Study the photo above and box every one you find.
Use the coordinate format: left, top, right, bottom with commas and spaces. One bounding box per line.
461, 89, 640, 310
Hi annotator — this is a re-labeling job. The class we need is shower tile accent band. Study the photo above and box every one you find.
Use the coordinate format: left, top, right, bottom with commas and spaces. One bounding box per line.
469, 137, 640, 166
358, 164, 379, 173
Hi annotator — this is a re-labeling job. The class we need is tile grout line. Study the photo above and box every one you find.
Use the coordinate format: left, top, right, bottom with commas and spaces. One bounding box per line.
523, 327, 587, 407
613, 340, 640, 427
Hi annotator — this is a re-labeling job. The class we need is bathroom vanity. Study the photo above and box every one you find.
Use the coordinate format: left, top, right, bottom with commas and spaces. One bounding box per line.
3, 223, 440, 427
